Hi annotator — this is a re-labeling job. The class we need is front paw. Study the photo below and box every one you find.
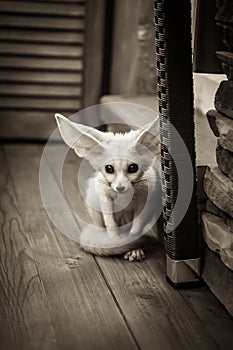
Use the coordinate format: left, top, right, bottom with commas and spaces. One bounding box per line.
124, 249, 145, 262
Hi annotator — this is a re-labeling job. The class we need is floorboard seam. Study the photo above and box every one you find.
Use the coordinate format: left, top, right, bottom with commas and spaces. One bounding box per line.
94, 256, 142, 350
2, 144, 59, 348
178, 290, 221, 350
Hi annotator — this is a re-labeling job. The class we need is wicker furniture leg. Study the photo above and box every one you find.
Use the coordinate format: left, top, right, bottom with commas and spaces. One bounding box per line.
154, 0, 201, 287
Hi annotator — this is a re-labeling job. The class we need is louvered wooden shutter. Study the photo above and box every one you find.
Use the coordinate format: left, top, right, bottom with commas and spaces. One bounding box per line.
0, 0, 85, 139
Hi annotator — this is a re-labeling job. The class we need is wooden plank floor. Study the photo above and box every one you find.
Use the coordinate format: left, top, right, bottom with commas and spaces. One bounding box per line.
1, 143, 233, 350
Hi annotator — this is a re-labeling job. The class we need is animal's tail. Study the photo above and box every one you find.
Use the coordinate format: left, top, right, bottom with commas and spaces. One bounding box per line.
79, 226, 146, 256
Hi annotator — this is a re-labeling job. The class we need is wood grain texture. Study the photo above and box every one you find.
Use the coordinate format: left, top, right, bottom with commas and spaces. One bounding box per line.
0, 56, 83, 71
0, 146, 57, 350
0, 1, 85, 17
0, 70, 82, 85
0, 14, 85, 30
202, 246, 233, 318
63, 146, 232, 350
0, 97, 81, 110
180, 285, 232, 325
10, 0, 84, 2
96, 255, 219, 350
4, 144, 138, 350
1, 144, 233, 349
0, 83, 82, 98
0, 29, 84, 44
180, 286, 233, 348
0, 42, 84, 58
0, 0, 85, 139
204, 166, 233, 218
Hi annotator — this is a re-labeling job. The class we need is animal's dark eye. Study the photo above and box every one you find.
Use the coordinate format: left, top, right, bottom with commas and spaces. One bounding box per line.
128, 163, 138, 173
105, 164, 114, 174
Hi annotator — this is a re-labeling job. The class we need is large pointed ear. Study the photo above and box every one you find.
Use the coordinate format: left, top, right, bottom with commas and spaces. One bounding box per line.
135, 117, 160, 153
55, 113, 105, 158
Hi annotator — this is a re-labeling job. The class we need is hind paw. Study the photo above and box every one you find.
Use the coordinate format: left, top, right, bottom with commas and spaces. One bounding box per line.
124, 248, 145, 262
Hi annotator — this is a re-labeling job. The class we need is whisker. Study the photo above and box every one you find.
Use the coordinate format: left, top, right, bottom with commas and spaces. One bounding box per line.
97, 179, 111, 186
133, 174, 158, 184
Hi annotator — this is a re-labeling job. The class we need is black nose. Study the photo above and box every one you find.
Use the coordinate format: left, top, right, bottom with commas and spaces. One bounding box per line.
116, 185, 125, 193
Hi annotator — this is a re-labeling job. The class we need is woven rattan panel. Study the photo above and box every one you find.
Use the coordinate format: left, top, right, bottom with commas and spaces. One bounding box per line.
154, 0, 200, 260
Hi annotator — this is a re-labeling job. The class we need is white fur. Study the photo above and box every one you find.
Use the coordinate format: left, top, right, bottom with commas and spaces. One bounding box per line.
55, 114, 161, 261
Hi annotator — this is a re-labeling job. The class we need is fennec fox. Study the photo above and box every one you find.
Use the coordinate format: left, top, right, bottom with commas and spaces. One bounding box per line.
55, 114, 161, 261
